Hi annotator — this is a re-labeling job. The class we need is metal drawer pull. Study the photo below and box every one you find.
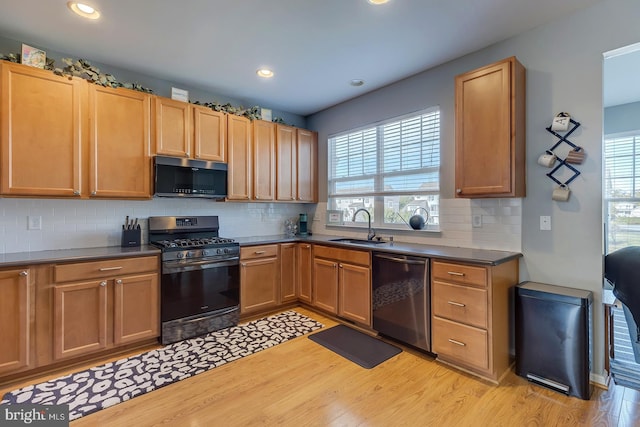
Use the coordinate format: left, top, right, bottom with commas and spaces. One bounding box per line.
20, 271, 28, 276
447, 271, 465, 277
448, 339, 466, 347
447, 301, 466, 307
254, 251, 266, 255
99, 266, 123, 271
100, 281, 107, 287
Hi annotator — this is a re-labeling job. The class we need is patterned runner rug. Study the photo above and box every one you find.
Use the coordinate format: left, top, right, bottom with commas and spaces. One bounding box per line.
1, 310, 322, 421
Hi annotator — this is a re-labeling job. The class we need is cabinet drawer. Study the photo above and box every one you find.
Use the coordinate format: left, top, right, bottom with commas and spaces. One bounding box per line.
314, 245, 369, 266
432, 261, 487, 288
240, 244, 278, 260
54, 256, 158, 283
432, 281, 487, 329
432, 316, 488, 371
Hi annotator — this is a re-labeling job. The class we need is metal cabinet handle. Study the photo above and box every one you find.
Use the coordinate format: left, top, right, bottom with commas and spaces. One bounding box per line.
241, 263, 246, 267
19, 271, 28, 276
254, 251, 266, 255
115, 279, 123, 285
456, 189, 462, 194
100, 281, 107, 287
339, 264, 343, 268
73, 190, 80, 196
91, 191, 97, 196
447, 271, 465, 277
99, 266, 123, 271
447, 301, 466, 307
448, 339, 466, 347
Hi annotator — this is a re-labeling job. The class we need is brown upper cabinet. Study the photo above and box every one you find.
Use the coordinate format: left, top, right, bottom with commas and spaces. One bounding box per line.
154, 96, 227, 162
275, 125, 318, 203
0, 61, 85, 197
89, 85, 152, 198
227, 114, 253, 200
252, 119, 276, 201
0, 61, 152, 199
455, 56, 526, 198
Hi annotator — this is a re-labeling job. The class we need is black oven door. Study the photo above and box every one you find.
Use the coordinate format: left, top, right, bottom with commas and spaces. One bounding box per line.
161, 258, 239, 322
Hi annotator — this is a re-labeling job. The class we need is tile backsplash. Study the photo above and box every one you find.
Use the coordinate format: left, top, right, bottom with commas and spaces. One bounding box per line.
0, 197, 521, 254
312, 198, 522, 252
0, 198, 312, 254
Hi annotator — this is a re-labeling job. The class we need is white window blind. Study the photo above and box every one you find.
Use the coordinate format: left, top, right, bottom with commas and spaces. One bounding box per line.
329, 108, 440, 196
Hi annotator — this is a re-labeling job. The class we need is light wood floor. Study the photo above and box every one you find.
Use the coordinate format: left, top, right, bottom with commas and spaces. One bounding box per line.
3, 307, 640, 426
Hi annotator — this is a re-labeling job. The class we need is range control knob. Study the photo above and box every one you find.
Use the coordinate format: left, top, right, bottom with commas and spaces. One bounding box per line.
202, 250, 209, 256
176, 253, 184, 259
186, 251, 194, 258
216, 248, 223, 255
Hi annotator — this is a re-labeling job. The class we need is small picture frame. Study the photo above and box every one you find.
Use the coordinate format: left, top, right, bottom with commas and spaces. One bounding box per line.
326, 210, 344, 225
21, 44, 46, 69
171, 87, 189, 102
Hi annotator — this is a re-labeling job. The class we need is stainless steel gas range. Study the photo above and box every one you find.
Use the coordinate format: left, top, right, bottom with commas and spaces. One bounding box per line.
148, 216, 240, 344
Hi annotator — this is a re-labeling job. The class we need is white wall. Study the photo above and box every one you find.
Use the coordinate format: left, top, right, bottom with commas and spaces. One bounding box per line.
308, 0, 640, 381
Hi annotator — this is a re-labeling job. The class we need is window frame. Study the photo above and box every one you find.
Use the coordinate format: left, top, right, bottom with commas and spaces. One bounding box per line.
327, 107, 441, 232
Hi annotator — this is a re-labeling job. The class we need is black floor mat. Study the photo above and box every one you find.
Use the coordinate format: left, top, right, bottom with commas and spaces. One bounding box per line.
308, 324, 402, 369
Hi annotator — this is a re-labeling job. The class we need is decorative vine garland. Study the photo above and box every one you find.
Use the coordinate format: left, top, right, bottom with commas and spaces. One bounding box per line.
0, 52, 288, 123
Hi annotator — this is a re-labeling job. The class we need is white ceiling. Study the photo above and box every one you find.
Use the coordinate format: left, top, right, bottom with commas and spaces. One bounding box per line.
0, 0, 604, 116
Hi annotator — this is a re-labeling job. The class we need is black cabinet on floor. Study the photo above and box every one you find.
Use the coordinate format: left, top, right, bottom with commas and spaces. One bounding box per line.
515, 281, 593, 400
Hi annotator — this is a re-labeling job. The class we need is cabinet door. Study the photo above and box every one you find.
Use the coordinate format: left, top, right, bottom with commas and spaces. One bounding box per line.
280, 243, 297, 303
297, 244, 313, 303
338, 263, 371, 326
1, 62, 84, 196
455, 57, 525, 197
88, 85, 152, 198
54, 280, 108, 360
240, 257, 279, 314
155, 96, 190, 157
0, 268, 31, 374
276, 124, 296, 201
313, 258, 338, 314
253, 119, 275, 201
113, 273, 159, 345
227, 114, 252, 200
193, 106, 226, 161
296, 129, 317, 202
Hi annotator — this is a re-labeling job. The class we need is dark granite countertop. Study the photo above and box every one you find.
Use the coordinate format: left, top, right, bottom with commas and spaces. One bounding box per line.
237, 234, 521, 266
0, 245, 161, 268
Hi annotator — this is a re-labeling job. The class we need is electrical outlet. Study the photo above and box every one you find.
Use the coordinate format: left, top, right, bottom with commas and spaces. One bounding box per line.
472, 214, 482, 228
28, 215, 42, 230
540, 216, 551, 231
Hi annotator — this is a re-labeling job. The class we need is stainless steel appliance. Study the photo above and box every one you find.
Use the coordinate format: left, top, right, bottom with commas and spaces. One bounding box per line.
154, 155, 227, 199
148, 216, 240, 344
516, 282, 593, 400
372, 252, 431, 352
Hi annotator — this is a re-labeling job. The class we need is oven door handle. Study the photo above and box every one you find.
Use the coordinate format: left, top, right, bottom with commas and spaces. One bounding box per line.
163, 257, 239, 274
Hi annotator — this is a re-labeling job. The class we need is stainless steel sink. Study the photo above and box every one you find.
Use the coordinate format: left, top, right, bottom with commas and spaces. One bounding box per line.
329, 238, 386, 245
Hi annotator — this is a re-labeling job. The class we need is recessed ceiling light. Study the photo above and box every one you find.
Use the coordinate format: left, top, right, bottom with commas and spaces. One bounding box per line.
367, 0, 390, 4
67, 2, 101, 20
256, 68, 274, 78
350, 79, 365, 87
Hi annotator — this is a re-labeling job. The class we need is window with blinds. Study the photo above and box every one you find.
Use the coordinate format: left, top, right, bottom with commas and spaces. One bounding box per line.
604, 132, 640, 253
328, 107, 440, 229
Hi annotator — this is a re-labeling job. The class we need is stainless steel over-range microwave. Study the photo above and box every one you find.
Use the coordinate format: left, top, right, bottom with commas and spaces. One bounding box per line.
154, 155, 227, 199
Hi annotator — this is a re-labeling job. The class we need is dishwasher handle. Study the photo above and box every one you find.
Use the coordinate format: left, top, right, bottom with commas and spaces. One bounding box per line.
373, 253, 427, 265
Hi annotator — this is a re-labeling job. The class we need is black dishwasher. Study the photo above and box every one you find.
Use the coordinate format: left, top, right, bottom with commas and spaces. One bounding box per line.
372, 252, 431, 352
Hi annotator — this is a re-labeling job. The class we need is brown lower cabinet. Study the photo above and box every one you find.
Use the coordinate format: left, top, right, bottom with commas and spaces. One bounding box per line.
312, 245, 371, 327
0, 255, 160, 381
431, 258, 518, 383
0, 267, 32, 375
53, 257, 159, 360
240, 244, 279, 315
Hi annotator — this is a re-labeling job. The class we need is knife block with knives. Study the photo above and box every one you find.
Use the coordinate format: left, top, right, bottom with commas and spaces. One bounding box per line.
121, 216, 141, 247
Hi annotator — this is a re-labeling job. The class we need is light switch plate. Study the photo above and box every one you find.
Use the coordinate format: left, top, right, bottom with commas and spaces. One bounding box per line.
540, 215, 551, 231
